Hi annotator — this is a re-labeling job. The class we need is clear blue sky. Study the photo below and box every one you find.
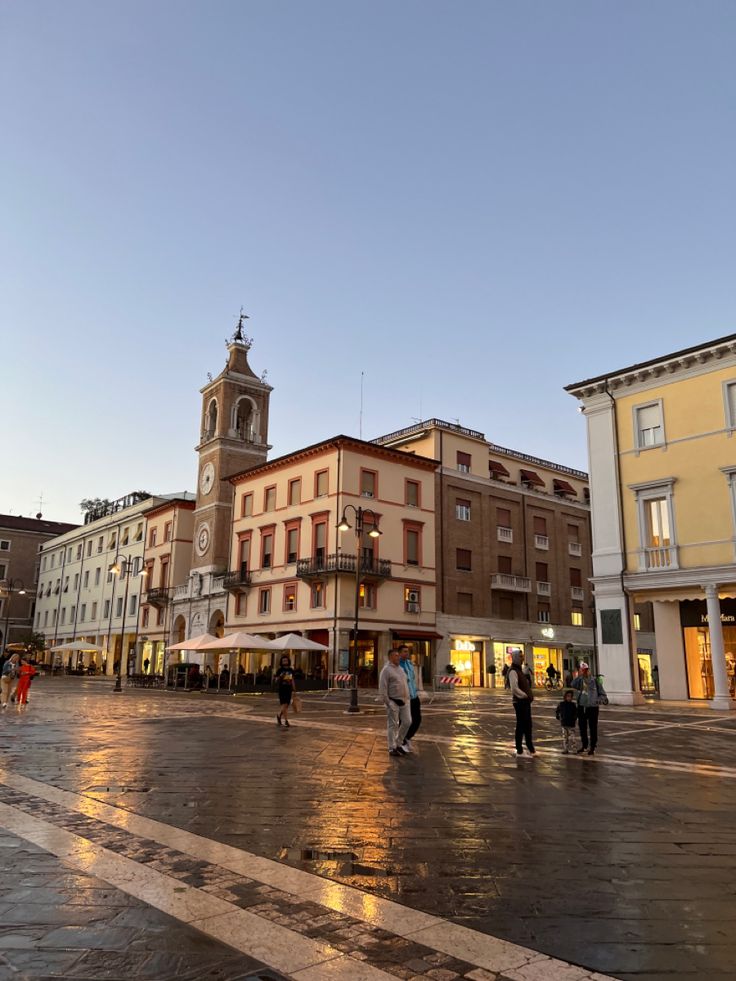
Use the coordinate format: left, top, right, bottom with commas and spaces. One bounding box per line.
3, 1, 735, 523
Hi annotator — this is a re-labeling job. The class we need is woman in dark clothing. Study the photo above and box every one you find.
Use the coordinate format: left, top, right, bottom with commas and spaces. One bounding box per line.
274, 656, 296, 727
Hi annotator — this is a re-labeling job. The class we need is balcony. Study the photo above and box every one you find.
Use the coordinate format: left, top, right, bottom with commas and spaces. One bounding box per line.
491, 573, 531, 593
145, 587, 170, 608
534, 534, 549, 550
642, 546, 678, 570
536, 580, 551, 596
497, 526, 513, 543
571, 586, 585, 601
297, 553, 393, 581
223, 569, 252, 593
568, 542, 582, 557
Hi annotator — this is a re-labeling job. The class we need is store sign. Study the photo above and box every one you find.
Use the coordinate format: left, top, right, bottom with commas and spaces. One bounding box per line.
453, 640, 476, 652
540, 628, 555, 639
680, 598, 736, 628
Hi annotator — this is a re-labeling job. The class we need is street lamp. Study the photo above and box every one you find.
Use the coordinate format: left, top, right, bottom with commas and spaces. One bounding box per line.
337, 505, 381, 713
109, 557, 147, 692
0, 579, 27, 658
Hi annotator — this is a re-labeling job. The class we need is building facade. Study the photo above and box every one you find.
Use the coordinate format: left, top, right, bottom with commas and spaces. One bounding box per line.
375, 420, 596, 686
225, 436, 439, 684
34, 493, 168, 672
0, 514, 78, 654
567, 332, 736, 708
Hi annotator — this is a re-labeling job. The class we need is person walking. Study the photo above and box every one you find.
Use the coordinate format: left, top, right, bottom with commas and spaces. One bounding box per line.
398, 645, 423, 752
571, 662, 608, 755
15, 657, 36, 712
274, 655, 296, 727
0, 654, 20, 710
379, 648, 411, 758
555, 689, 578, 754
508, 649, 536, 757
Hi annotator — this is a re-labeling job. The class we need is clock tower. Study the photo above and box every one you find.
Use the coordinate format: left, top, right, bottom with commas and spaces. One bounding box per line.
191, 314, 272, 576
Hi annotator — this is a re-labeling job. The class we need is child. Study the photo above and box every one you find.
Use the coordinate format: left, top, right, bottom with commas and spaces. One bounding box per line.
556, 689, 578, 754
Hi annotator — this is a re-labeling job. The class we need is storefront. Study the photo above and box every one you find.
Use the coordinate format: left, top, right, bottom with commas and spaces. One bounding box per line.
447, 638, 485, 686
491, 641, 565, 687
395, 629, 441, 686
637, 650, 656, 694
681, 599, 736, 700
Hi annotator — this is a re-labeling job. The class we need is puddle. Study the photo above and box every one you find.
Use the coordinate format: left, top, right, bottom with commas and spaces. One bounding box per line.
279, 847, 389, 877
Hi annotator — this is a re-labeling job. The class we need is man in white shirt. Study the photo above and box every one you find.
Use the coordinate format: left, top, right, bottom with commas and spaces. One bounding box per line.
378, 648, 411, 757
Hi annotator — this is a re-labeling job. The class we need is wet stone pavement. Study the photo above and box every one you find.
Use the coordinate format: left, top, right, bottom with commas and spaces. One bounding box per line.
0, 678, 735, 980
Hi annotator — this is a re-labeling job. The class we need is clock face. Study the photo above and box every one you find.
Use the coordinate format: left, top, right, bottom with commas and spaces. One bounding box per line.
200, 462, 215, 496
196, 523, 211, 556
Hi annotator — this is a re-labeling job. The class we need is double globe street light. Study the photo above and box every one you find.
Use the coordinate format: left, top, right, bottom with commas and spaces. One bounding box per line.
0, 578, 27, 658
337, 505, 381, 714
109, 556, 147, 692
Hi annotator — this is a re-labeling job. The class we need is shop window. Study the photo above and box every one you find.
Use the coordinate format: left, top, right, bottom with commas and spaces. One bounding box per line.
310, 581, 325, 609
288, 478, 301, 506
242, 493, 253, 517
457, 451, 471, 473
538, 605, 551, 623
634, 400, 665, 449
264, 486, 276, 512
405, 480, 420, 508
456, 499, 471, 521
571, 609, 583, 626
456, 548, 472, 571
258, 588, 271, 614
315, 470, 328, 498
360, 469, 377, 498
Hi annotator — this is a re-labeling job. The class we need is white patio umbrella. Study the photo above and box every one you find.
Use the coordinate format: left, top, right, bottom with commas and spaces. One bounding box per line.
198, 632, 275, 650
268, 633, 329, 651
166, 633, 218, 651
50, 641, 105, 652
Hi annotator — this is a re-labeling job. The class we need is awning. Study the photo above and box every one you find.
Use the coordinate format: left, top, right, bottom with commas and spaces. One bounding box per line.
391, 629, 443, 640
553, 478, 577, 496
520, 468, 545, 487
488, 460, 510, 477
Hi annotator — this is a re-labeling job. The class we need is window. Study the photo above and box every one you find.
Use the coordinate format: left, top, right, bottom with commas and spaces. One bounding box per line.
259, 588, 271, 614
634, 613, 642, 630
76, 544, 83, 559
103, 599, 110, 618
242, 493, 253, 517
283, 583, 297, 611
313, 520, 327, 565
52, 609, 57, 626
405, 525, 421, 566
533, 516, 547, 535
121, 528, 129, 546
108, 533, 116, 551
360, 469, 377, 498
91, 602, 97, 619
66, 547, 72, 561
149, 527, 158, 547
457, 451, 471, 473
0, 540, 9, 552
142, 607, 150, 628
456, 548, 472, 571
498, 555, 512, 574
264, 486, 276, 512
631, 479, 677, 570
457, 592, 473, 616
164, 521, 172, 543
0, 564, 5, 580
315, 470, 328, 498
634, 401, 665, 449
80, 603, 86, 621
570, 568, 582, 588
536, 562, 548, 581
50, 553, 55, 567
234, 593, 246, 616
135, 522, 143, 542
43, 611, 48, 626
288, 479, 301, 506
129, 595, 137, 616
404, 586, 420, 613
94, 567, 101, 586
567, 524, 579, 542
83, 571, 89, 588
42, 555, 47, 571
73, 573, 79, 590
359, 582, 376, 609
497, 507, 511, 527
86, 541, 92, 557
60, 608, 66, 625
70, 605, 75, 622
456, 499, 471, 521
116, 598, 123, 617
238, 535, 251, 574
571, 609, 583, 626
310, 581, 325, 609
538, 605, 551, 623
159, 560, 169, 587
97, 536, 103, 553
286, 527, 299, 564
261, 531, 274, 569
405, 480, 420, 508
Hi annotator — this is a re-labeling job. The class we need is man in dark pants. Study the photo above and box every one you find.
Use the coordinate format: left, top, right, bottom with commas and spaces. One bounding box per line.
508, 650, 536, 757
398, 645, 422, 751
571, 662, 607, 755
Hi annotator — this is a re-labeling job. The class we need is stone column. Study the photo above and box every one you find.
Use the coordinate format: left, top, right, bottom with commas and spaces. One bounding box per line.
704, 583, 734, 711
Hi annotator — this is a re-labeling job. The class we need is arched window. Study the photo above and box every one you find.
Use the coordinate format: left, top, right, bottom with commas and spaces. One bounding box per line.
235, 398, 252, 439
206, 399, 218, 439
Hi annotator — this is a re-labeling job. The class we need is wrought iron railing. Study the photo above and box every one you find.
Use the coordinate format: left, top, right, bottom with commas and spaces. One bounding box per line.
296, 553, 392, 579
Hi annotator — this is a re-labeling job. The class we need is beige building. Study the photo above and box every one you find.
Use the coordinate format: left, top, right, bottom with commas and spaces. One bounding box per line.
225, 436, 439, 685
139, 494, 195, 674
375, 419, 596, 685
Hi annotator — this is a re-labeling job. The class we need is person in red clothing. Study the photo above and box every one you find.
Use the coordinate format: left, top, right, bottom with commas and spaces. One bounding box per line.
15, 656, 37, 712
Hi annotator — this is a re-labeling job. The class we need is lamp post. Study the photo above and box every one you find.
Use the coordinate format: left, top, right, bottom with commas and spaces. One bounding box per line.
0, 578, 27, 658
337, 505, 381, 713
109, 557, 146, 693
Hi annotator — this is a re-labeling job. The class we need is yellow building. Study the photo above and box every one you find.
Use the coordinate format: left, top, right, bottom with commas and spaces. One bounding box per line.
567, 332, 736, 708
226, 435, 439, 685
